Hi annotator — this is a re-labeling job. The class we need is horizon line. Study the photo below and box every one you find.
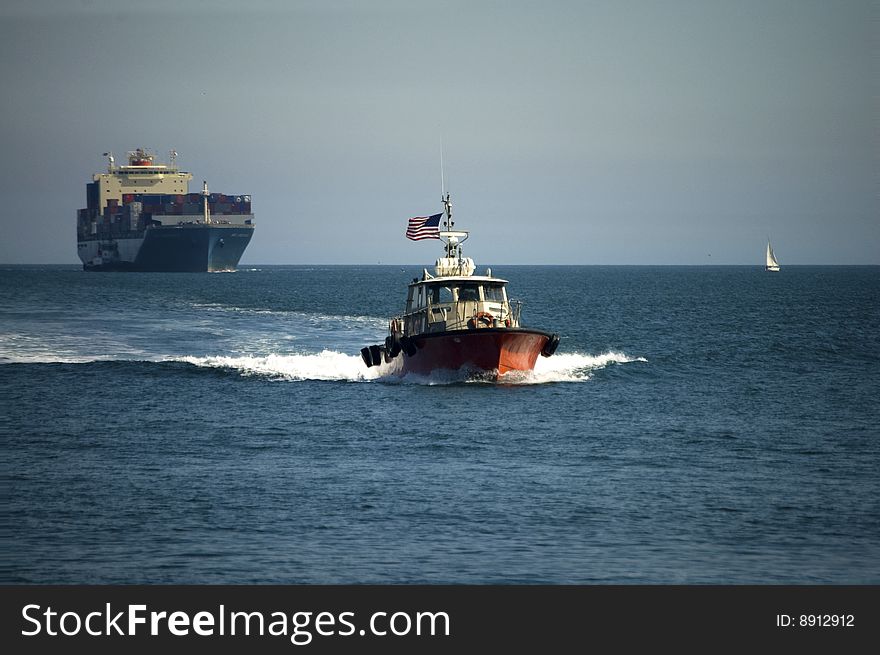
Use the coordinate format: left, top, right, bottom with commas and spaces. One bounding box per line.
3, 262, 879, 268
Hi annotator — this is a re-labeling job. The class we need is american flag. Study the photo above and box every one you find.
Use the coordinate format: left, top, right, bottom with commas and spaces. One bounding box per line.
405, 213, 443, 241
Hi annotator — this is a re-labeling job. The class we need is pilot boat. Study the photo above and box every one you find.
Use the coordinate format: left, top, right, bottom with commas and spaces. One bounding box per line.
361, 194, 559, 378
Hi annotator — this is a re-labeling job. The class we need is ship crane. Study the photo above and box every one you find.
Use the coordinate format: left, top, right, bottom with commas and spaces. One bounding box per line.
202, 180, 211, 225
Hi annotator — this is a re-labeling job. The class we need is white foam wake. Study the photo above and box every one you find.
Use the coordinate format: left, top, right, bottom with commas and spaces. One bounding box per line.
175, 351, 381, 381
172, 350, 646, 384
528, 350, 647, 383
461, 350, 646, 385
1, 344, 646, 384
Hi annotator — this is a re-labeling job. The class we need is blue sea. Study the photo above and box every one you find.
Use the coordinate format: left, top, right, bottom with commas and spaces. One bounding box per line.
1, 265, 878, 584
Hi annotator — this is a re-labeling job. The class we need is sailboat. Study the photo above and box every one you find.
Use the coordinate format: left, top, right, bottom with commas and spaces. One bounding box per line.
765, 240, 780, 272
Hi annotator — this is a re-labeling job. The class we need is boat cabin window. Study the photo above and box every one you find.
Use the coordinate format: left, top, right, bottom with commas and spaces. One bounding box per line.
429, 285, 453, 304
456, 284, 480, 302
483, 284, 505, 302
421, 282, 505, 305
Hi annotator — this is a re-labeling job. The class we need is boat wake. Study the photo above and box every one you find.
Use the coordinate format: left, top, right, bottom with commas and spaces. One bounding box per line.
523, 351, 647, 384
1, 345, 646, 384
175, 351, 381, 381
174, 350, 646, 384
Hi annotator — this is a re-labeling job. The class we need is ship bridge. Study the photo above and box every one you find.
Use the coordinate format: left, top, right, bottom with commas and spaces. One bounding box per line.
94, 148, 192, 208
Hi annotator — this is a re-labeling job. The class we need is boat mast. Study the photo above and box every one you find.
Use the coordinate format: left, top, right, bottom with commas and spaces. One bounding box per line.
437, 138, 468, 263
443, 193, 455, 257
440, 137, 454, 258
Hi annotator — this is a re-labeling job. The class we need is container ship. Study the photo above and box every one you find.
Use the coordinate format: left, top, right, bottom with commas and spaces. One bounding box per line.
76, 149, 254, 271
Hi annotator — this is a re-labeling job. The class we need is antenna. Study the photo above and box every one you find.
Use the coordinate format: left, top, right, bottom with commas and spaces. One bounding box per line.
440, 134, 445, 200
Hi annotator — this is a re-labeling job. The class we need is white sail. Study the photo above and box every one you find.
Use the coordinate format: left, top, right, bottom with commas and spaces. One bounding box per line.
765, 241, 780, 271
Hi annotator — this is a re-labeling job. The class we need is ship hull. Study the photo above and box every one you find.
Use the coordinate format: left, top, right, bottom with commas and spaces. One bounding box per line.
80, 223, 253, 272
388, 328, 554, 377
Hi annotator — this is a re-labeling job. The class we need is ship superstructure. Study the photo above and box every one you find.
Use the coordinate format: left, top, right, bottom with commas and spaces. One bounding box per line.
76, 148, 254, 271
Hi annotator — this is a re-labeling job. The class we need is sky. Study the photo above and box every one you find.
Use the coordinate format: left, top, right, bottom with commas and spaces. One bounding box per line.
0, 0, 876, 265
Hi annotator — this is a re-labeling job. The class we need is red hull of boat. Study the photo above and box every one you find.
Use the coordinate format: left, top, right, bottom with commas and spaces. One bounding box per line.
394, 328, 552, 377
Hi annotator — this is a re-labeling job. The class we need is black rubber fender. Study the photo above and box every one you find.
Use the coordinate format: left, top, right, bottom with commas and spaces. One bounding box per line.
369, 344, 382, 366
385, 335, 402, 358
361, 346, 374, 368
400, 335, 418, 357
540, 334, 560, 357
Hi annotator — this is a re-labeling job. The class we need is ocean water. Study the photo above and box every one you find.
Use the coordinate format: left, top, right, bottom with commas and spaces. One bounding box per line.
1, 265, 878, 584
